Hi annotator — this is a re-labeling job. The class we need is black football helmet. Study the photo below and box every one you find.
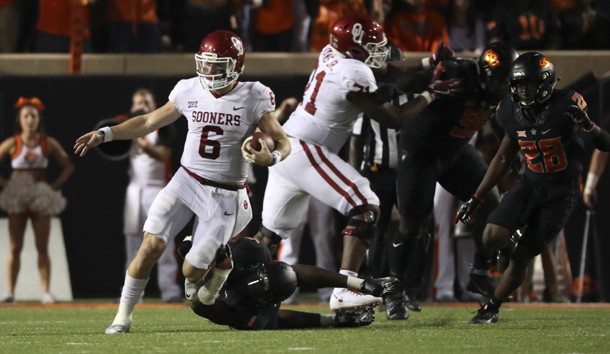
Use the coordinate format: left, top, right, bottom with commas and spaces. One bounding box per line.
231, 261, 297, 303
478, 42, 519, 101
509, 52, 558, 107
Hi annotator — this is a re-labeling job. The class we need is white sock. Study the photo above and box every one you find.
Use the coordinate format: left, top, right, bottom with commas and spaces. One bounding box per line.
197, 268, 232, 305
113, 272, 148, 325
339, 269, 358, 277
346, 276, 364, 291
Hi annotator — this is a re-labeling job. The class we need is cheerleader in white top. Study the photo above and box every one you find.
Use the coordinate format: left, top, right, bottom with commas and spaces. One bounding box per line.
0, 97, 74, 304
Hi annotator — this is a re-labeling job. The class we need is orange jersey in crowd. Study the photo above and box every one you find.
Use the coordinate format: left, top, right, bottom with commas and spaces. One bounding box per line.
549, 0, 576, 12
309, 0, 367, 52
254, 0, 294, 35
36, 0, 90, 38
385, 8, 449, 52
106, 0, 158, 23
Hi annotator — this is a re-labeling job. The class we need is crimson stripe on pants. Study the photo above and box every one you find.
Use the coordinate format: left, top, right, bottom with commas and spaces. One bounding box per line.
313, 145, 368, 206
300, 141, 358, 208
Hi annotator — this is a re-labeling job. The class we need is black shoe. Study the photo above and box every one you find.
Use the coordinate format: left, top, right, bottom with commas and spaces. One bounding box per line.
405, 294, 422, 312
466, 272, 495, 298
470, 304, 499, 324
334, 306, 375, 327
384, 293, 408, 320
360, 277, 403, 298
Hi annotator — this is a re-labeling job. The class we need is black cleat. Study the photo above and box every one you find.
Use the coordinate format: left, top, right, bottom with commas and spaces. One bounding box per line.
405, 294, 422, 312
334, 306, 375, 327
384, 292, 408, 320
466, 272, 495, 298
470, 303, 499, 324
360, 277, 403, 298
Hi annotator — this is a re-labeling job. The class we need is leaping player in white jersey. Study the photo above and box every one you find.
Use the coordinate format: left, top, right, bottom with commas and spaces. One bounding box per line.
74, 30, 291, 334
252, 13, 462, 317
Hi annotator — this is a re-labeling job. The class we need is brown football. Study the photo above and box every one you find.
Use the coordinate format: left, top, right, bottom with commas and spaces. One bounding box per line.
250, 132, 275, 152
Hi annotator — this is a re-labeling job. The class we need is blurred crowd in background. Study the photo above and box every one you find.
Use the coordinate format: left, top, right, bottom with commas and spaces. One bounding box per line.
1, 0, 610, 55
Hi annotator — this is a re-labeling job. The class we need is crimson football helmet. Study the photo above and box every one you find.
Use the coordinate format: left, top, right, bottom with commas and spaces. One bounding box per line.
509, 52, 558, 107
330, 13, 389, 68
195, 30, 245, 90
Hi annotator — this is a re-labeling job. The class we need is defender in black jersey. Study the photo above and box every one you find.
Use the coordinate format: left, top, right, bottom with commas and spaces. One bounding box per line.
456, 52, 610, 324
390, 42, 519, 302
187, 237, 403, 330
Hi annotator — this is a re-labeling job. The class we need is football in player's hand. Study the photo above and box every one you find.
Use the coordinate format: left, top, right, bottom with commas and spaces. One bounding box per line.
250, 132, 275, 152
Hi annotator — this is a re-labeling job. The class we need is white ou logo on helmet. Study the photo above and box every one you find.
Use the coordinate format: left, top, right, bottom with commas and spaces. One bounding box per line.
232, 36, 244, 56
352, 23, 364, 45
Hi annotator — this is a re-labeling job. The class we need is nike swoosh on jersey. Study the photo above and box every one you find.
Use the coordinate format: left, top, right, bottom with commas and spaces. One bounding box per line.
392, 242, 403, 248
233, 106, 244, 111
542, 129, 552, 134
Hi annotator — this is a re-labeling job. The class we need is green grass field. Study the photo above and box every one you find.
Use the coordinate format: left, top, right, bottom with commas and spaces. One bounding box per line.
1, 302, 609, 353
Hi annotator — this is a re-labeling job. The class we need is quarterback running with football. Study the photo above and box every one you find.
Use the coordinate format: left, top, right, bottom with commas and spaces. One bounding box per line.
74, 30, 291, 334
251, 13, 461, 319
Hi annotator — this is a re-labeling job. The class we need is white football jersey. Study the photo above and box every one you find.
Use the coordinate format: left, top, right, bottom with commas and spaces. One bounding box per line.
128, 130, 169, 187
169, 78, 275, 183
283, 45, 378, 154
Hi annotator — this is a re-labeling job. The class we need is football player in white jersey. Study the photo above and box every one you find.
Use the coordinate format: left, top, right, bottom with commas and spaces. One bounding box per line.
74, 30, 291, 334
252, 13, 461, 317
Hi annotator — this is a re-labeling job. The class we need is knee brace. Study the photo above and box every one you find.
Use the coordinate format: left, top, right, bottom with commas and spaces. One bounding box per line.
342, 206, 379, 248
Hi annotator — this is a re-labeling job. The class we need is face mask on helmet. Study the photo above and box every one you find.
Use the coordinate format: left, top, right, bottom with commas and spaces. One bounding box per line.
362, 38, 389, 68
195, 30, 246, 91
231, 262, 297, 303
509, 52, 557, 107
510, 77, 538, 106
195, 54, 238, 90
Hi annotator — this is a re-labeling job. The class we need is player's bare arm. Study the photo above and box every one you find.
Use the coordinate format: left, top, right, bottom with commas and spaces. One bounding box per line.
456, 133, 520, 224
373, 41, 454, 82
584, 149, 610, 208
347, 91, 429, 129
74, 101, 181, 156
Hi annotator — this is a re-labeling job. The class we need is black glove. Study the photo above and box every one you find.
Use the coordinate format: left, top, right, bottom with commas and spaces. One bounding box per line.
214, 244, 233, 270
360, 277, 403, 298
424, 41, 455, 68
565, 105, 596, 132
334, 307, 375, 327
455, 196, 482, 224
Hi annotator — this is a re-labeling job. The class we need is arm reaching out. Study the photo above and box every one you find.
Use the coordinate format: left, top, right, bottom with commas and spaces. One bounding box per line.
456, 133, 520, 223
74, 101, 181, 157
